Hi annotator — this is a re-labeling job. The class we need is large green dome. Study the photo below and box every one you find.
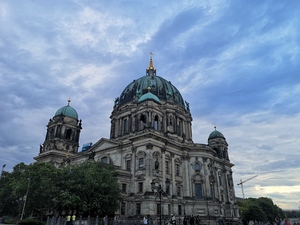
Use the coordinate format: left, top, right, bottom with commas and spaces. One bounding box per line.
55, 101, 78, 120
118, 56, 185, 109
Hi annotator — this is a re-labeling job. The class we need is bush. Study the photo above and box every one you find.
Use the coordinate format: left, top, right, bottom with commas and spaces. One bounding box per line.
18, 218, 45, 225
3, 217, 18, 224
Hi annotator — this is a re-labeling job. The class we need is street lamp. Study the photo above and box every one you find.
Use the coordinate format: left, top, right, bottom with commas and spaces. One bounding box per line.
1, 164, 6, 177
20, 178, 30, 220
151, 179, 170, 225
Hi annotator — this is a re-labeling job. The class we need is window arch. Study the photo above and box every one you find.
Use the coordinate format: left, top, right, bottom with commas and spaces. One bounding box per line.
137, 151, 146, 169
195, 183, 203, 199
154, 115, 159, 130
140, 114, 147, 130
169, 115, 173, 126
66, 129, 72, 140
123, 118, 128, 135
101, 156, 110, 164
194, 163, 200, 171
178, 120, 182, 136
49, 128, 54, 139
218, 171, 222, 186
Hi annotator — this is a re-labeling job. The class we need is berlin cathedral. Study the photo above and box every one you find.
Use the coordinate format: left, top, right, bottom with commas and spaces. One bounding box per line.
35, 55, 239, 223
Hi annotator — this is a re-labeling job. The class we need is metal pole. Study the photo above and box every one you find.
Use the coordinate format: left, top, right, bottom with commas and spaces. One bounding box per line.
1, 164, 6, 177
159, 190, 162, 225
20, 178, 30, 220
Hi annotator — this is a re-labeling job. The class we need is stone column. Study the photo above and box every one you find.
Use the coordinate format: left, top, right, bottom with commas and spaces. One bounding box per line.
182, 154, 190, 197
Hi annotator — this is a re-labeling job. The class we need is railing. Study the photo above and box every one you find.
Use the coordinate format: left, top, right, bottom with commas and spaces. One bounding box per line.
46, 215, 228, 225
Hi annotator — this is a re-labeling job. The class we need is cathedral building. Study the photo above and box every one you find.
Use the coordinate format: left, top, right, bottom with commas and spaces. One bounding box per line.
34, 55, 239, 223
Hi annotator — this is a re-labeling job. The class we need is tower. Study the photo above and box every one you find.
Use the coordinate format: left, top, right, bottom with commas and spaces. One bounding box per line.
34, 99, 82, 167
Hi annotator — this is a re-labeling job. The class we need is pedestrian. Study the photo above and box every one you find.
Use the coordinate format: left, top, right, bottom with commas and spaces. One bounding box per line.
190, 215, 195, 225
218, 217, 225, 225
196, 216, 200, 225
143, 216, 148, 225
171, 214, 176, 225
67, 215, 71, 225
285, 219, 291, 225
183, 216, 188, 225
72, 214, 76, 225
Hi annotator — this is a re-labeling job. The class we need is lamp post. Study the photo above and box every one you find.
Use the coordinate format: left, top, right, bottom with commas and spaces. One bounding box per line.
20, 178, 30, 220
1, 164, 6, 177
151, 179, 170, 225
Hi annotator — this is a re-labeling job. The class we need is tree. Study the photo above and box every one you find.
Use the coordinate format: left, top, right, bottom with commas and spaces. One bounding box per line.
257, 197, 275, 222
238, 197, 285, 224
24, 162, 62, 217
0, 162, 61, 219
0, 161, 122, 218
58, 161, 122, 215
0, 163, 30, 217
243, 202, 267, 222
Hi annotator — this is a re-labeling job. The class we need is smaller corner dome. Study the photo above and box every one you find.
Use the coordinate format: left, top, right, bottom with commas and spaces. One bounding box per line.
55, 105, 78, 120
208, 129, 225, 140
138, 92, 161, 104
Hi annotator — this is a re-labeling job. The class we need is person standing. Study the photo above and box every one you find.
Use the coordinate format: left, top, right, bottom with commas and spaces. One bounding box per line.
67, 215, 71, 225
190, 215, 195, 225
72, 214, 76, 225
285, 219, 291, 225
183, 216, 188, 225
195, 216, 200, 225
143, 216, 148, 225
170, 214, 176, 225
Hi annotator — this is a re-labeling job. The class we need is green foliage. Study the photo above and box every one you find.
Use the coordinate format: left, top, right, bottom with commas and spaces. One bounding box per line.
0, 161, 122, 218
238, 197, 285, 223
59, 162, 122, 215
3, 217, 18, 224
243, 202, 267, 222
284, 210, 300, 218
257, 197, 275, 222
18, 218, 45, 225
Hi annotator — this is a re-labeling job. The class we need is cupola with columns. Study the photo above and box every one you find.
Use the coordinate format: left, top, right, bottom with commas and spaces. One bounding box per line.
110, 53, 193, 143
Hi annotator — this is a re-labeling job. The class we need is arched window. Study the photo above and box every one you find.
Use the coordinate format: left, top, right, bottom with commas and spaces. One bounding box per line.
56, 125, 61, 138
49, 128, 54, 139
140, 115, 147, 130
176, 164, 180, 176
165, 161, 170, 174
66, 129, 72, 140
195, 183, 202, 199
101, 156, 110, 164
154, 115, 159, 130
138, 158, 144, 169
169, 115, 173, 126
178, 121, 181, 136
123, 118, 128, 135
218, 172, 222, 186
194, 163, 200, 171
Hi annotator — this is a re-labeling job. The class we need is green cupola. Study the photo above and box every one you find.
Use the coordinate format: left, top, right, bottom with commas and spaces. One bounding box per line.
55, 99, 78, 120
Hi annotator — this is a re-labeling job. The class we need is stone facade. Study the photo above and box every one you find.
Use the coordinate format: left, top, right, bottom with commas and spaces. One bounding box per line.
35, 56, 239, 223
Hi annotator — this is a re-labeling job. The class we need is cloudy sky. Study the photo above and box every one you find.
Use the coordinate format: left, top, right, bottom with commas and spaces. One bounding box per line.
1, 0, 300, 210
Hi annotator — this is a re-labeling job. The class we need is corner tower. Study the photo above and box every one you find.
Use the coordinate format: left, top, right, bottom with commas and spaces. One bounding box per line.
34, 99, 82, 167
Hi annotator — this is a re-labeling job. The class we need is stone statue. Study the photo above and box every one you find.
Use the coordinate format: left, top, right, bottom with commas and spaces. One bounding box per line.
88, 151, 96, 160
185, 101, 190, 111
